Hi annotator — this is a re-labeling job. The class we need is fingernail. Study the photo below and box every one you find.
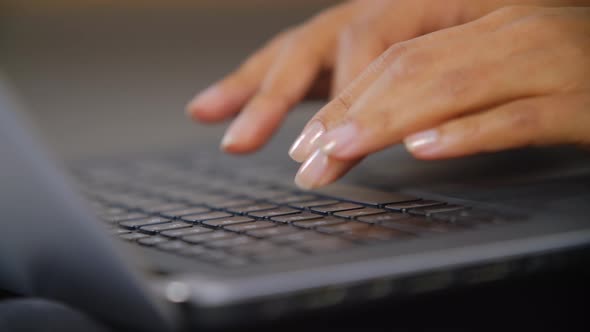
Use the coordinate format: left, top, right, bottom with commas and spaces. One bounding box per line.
289, 121, 325, 162
187, 85, 222, 114
294, 149, 328, 190
404, 129, 440, 154
220, 131, 235, 150
220, 114, 247, 151
318, 122, 359, 157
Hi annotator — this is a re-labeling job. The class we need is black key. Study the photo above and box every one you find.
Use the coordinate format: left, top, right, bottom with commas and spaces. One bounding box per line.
271, 212, 322, 223
142, 202, 189, 214
272, 194, 318, 204
183, 231, 237, 244
105, 212, 148, 224
293, 218, 344, 229
310, 202, 364, 214
224, 221, 276, 232
181, 211, 233, 223
297, 238, 353, 253
138, 236, 169, 246
247, 226, 301, 238
213, 199, 258, 209
161, 206, 210, 218
119, 217, 171, 230
409, 204, 466, 217
288, 199, 340, 209
247, 207, 300, 218
139, 221, 190, 234
160, 226, 213, 238
205, 236, 255, 249
316, 222, 371, 234
384, 200, 446, 212
334, 208, 387, 219
203, 216, 255, 228
380, 217, 462, 234
227, 203, 278, 214
357, 212, 410, 224
157, 240, 189, 251
180, 193, 227, 205
124, 198, 166, 210
247, 189, 293, 200
119, 232, 150, 241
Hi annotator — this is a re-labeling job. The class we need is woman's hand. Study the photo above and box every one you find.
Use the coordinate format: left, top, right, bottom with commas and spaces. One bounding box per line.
186, 0, 590, 190
187, 0, 501, 153
295, 5, 590, 188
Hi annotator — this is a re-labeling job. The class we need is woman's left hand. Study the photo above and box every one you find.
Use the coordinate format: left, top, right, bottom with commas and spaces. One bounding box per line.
295, 6, 590, 189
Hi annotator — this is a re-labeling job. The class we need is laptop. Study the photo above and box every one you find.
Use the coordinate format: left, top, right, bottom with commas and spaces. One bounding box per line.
1, 74, 590, 331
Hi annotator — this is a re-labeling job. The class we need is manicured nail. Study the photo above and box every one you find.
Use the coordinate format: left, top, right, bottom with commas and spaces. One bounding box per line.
220, 113, 247, 151
404, 129, 440, 154
294, 149, 328, 190
187, 85, 223, 114
220, 131, 235, 150
289, 121, 325, 162
318, 122, 359, 157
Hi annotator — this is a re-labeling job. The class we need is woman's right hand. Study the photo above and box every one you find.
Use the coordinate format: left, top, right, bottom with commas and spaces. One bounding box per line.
185, 0, 581, 185
187, 0, 478, 151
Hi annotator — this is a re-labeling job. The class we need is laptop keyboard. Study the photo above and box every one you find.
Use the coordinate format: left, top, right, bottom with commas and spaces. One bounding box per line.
73, 157, 517, 268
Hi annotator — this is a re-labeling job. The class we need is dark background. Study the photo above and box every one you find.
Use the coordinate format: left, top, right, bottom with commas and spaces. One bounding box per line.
0, 0, 337, 160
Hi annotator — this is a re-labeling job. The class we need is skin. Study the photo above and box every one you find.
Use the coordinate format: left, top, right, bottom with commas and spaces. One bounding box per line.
187, 0, 590, 189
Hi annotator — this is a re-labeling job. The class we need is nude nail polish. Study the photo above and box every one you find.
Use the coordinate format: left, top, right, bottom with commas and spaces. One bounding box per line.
318, 122, 359, 157
404, 129, 439, 153
294, 149, 328, 190
289, 121, 325, 162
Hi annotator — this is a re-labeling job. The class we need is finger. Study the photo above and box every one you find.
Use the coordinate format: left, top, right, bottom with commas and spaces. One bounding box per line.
332, 17, 388, 96
220, 30, 325, 153
287, 41, 396, 163
220, 2, 361, 153
316, 15, 560, 161
404, 94, 590, 160
289, 45, 391, 188
294, 149, 360, 190
186, 31, 287, 123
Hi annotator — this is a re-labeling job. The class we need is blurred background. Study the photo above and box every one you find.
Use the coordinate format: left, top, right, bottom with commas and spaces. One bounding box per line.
0, 0, 339, 160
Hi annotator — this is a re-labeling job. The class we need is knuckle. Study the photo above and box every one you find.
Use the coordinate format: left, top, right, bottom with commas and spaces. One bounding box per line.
460, 119, 483, 140
503, 102, 542, 133
437, 67, 482, 101
334, 89, 355, 112
385, 45, 427, 81
364, 44, 403, 75
251, 91, 292, 113
355, 44, 402, 81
